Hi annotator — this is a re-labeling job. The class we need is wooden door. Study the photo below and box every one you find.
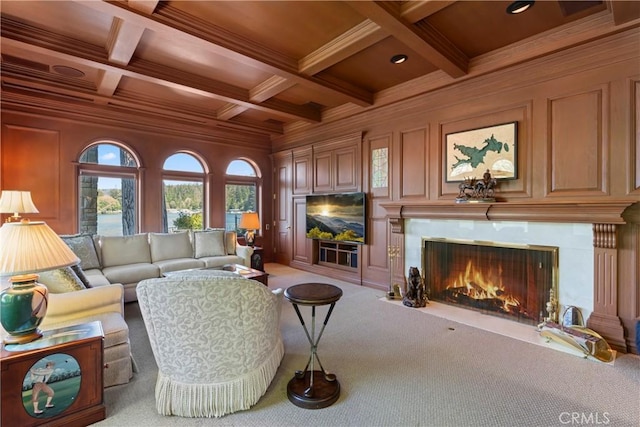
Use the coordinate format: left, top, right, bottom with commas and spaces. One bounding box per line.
273, 152, 292, 265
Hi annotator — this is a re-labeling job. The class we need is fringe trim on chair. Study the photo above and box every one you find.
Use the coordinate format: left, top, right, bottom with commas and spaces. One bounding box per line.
155, 338, 284, 418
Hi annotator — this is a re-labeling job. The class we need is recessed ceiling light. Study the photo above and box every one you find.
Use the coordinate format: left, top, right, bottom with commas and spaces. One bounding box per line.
390, 54, 408, 64
506, 1, 535, 14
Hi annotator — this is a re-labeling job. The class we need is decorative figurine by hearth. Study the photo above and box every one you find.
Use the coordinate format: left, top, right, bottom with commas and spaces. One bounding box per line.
456, 169, 498, 203
403, 266, 428, 308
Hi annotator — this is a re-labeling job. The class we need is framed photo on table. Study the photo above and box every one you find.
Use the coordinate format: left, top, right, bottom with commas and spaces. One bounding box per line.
445, 121, 517, 182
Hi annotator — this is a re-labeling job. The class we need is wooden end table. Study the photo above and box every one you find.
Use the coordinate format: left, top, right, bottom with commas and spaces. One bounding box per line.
284, 283, 343, 409
1, 321, 105, 427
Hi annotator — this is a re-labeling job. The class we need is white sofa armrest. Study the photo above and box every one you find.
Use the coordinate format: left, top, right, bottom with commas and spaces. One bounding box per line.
235, 244, 254, 267
41, 284, 125, 328
272, 288, 283, 324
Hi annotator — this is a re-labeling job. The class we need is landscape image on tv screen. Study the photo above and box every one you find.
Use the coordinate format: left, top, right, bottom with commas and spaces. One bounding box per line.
305, 192, 365, 244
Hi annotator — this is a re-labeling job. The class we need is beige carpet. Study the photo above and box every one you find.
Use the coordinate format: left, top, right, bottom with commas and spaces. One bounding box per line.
98, 263, 640, 427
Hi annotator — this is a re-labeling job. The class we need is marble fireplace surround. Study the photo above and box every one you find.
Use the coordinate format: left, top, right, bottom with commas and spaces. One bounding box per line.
381, 200, 639, 352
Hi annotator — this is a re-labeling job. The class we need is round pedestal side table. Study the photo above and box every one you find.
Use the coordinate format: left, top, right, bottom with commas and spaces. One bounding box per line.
284, 283, 343, 409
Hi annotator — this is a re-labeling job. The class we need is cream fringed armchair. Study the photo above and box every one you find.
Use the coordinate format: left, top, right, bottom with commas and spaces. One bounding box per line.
136, 275, 284, 418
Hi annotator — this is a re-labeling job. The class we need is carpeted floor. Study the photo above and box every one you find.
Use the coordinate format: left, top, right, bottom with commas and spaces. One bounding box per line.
98, 264, 640, 427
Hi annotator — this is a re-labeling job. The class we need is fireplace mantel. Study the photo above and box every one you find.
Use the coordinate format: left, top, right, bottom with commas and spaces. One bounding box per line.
381, 199, 639, 233
381, 198, 639, 352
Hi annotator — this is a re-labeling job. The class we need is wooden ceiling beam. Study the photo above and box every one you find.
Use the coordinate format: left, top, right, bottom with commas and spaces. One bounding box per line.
400, 0, 456, 22
106, 17, 145, 66
1, 78, 283, 136
608, 0, 640, 25
95, 69, 122, 99
217, 76, 295, 121
73, 0, 374, 107
0, 18, 321, 123
346, 0, 468, 78
127, 0, 160, 15
299, 19, 386, 76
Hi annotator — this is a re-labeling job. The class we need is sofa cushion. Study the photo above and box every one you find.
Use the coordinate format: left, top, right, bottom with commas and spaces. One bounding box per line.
154, 258, 205, 274
101, 234, 151, 267
38, 267, 86, 293
150, 231, 194, 262
102, 263, 160, 285
199, 255, 244, 269
225, 231, 237, 255
83, 268, 112, 287
194, 230, 226, 258
60, 233, 101, 270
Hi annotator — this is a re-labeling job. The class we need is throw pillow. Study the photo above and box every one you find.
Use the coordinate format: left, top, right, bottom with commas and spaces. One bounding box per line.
60, 233, 101, 270
38, 267, 86, 293
149, 231, 194, 262
194, 230, 226, 258
101, 233, 151, 267
71, 264, 92, 288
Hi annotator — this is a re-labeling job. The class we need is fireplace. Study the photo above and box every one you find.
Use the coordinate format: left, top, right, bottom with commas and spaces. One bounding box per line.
422, 238, 558, 326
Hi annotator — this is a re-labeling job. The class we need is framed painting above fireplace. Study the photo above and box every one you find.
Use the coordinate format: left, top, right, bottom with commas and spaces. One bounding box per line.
445, 121, 517, 182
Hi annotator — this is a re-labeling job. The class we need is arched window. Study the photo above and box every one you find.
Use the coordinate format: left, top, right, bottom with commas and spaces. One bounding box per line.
78, 142, 140, 236
162, 152, 207, 232
225, 159, 261, 235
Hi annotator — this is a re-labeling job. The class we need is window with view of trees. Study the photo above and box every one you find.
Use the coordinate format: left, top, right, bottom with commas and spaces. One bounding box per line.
162, 152, 206, 232
225, 160, 259, 234
78, 142, 139, 236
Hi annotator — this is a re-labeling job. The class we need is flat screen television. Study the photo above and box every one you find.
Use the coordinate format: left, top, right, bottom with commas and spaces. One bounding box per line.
305, 192, 366, 244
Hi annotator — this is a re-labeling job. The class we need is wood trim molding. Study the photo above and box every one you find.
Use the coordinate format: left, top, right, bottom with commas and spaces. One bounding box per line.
381, 200, 638, 229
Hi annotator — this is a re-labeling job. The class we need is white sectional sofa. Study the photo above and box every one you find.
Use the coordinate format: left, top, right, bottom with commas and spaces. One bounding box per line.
62, 229, 253, 302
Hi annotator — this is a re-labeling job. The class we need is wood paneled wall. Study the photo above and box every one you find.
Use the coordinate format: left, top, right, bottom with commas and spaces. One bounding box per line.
0, 115, 274, 260
273, 29, 640, 351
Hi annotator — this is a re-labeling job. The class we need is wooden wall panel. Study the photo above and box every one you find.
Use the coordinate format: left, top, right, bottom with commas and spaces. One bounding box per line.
361, 216, 390, 290
292, 196, 309, 263
293, 147, 312, 195
400, 128, 427, 199
548, 88, 607, 196
367, 217, 389, 270
635, 81, 640, 192
313, 151, 332, 192
1, 125, 60, 224
334, 146, 358, 191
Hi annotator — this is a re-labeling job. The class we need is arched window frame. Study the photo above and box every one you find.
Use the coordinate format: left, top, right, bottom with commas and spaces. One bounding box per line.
161, 151, 209, 232
76, 140, 142, 235
225, 158, 262, 235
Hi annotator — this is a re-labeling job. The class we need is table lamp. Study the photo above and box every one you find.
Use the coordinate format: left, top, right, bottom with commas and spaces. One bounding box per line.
0, 220, 79, 344
0, 190, 39, 223
239, 211, 260, 247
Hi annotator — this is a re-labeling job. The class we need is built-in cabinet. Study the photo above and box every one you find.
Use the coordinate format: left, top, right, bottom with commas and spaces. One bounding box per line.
286, 132, 363, 284
317, 241, 359, 271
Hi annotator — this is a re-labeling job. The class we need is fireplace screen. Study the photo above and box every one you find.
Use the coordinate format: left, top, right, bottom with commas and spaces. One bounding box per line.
422, 239, 558, 326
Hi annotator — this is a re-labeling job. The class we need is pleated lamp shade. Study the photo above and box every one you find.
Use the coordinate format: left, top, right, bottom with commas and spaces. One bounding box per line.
0, 221, 79, 275
0, 191, 39, 217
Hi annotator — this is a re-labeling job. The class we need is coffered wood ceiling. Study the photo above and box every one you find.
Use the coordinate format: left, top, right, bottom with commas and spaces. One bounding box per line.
1, 1, 638, 144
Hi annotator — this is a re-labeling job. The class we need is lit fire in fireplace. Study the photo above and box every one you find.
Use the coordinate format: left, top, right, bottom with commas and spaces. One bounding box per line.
444, 260, 521, 315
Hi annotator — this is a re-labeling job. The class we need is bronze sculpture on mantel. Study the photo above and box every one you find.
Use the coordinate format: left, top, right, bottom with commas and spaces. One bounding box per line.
456, 169, 498, 203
